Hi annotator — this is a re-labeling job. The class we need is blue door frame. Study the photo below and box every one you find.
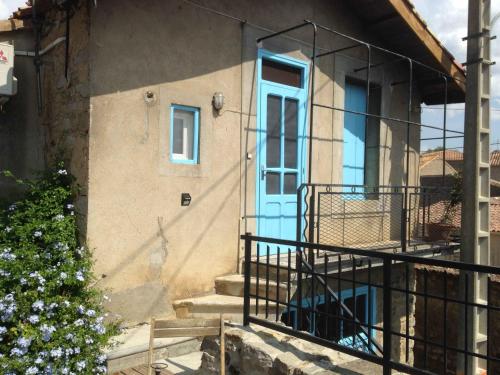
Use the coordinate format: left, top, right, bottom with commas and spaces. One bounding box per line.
256, 50, 309, 255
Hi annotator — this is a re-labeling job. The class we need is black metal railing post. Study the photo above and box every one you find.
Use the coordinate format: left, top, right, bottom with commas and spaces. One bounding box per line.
401, 192, 408, 252
308, 185, 316, 261
383, 258, 393, 375
243, 233, 252, 326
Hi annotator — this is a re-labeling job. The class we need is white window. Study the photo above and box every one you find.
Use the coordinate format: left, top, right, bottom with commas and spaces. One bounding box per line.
170, 105, 199, 164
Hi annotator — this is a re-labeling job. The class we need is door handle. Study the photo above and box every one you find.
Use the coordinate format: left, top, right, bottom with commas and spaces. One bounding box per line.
261, 165, 267, 180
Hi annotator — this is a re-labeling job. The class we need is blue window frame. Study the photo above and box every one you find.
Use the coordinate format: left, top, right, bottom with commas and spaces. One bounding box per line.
281, 286, 376, 352
170, 104, 199, 164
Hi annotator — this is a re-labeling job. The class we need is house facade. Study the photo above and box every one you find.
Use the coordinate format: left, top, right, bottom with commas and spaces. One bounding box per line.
0, 0, 465, 324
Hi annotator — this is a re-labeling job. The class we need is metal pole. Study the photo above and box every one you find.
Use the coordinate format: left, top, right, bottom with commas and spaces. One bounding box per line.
383, 258, 392, 375
364, 45, 371, 188
308, 23, 317, 184
402, 59, 412, 253
442, 76, 448, 184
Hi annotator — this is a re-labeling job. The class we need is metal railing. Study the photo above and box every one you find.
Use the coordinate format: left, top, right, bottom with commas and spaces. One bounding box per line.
242, 234, 500, 375
297, 184, 458, 254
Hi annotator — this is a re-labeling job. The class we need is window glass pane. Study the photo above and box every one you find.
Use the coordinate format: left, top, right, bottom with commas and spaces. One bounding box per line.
266, 95, 281, 168
284, 99, 298, 168
172, 108, 195, 161
173, 117, 184, 155
262, 58, 302, 88
284, 173, 297, 194
266, 172, 280, 195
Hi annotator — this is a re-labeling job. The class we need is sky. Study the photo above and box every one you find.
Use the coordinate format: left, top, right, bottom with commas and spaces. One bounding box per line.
412, 0, 500, 151
0, 0, 24, 19
0, 0, 498, 151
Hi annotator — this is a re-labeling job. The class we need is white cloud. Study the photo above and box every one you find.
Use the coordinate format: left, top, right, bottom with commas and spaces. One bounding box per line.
0, 0, 27, 20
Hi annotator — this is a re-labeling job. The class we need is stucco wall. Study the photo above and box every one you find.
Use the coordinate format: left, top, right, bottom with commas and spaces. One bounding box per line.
84, 0, 422, 323
0, 29, 44, 202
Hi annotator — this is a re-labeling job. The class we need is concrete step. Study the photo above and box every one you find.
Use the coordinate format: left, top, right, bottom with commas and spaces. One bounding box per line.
173, 294, 285, 322
245, 260, 297, 281
105, 323, 201, 373
214, 274, 290, 302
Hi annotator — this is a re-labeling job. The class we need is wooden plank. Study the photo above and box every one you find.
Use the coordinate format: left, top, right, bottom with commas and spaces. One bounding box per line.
148, 318, 155, 375
387, 0, 465, 92
154, 318, 220, 329
154, 326, 220, 338
220, 314, 225, 375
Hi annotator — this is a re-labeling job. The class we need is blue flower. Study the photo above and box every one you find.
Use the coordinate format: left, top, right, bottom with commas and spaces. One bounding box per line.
26, 366, 39, 375
86, 309, 96, 317
10, 347, 24, 356
32, 300, 44, 312
74, 319, 84, 327
17, 336, 32, 348
40, 324, 56, 342
53, 214, 65, 221
75, 361, 86, 371
28, 315, 40, 324
33, 230, 43, 238
50, 347, 63, 358
75, 271, 85, 282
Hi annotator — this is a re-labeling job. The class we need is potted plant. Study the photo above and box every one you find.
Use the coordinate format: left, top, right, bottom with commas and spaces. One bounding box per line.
426, 172, 462, 242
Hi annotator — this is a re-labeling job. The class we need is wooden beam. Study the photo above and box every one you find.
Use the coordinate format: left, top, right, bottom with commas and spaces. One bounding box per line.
0, 18, 31, 32
387, 0, 465, 93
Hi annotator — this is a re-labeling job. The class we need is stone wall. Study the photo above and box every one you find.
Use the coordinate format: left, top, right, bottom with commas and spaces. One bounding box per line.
413, 266, 500, 374
39, 0, 91, 231
199, 324, 383, 375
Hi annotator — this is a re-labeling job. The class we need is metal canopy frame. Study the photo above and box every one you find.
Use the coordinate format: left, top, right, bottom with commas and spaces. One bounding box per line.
256, 19, 465, 189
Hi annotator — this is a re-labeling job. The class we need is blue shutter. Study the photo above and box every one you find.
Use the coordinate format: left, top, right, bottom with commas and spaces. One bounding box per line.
343, 82, 367, 188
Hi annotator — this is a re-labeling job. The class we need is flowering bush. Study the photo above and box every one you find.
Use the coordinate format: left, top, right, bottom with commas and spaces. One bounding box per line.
0, 164, 118, 374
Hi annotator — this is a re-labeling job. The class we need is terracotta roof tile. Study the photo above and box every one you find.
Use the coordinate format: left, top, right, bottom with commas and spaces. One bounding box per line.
491, 151, 500, 167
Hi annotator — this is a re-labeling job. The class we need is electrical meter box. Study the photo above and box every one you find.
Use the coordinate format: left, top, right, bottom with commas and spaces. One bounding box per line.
0, 43, 17, 97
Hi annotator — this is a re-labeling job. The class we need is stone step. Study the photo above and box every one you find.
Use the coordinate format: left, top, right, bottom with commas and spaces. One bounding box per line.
214, 274, 290, 302
173, 294, 286, 322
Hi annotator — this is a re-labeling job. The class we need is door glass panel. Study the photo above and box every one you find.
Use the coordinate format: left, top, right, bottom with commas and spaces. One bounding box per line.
284, 173, 297, 194
267, 95, 281, 168
262, 58, 302, 88
266, 172, 281, 195
284, 98, 298, 169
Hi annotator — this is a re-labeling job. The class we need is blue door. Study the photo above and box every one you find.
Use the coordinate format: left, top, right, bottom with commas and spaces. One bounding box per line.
343, 81, 367, 188
256, 51, 308, 254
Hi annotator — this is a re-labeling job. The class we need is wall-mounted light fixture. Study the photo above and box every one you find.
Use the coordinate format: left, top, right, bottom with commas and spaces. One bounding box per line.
212, 92, 224, 112
181, 193, 192, 206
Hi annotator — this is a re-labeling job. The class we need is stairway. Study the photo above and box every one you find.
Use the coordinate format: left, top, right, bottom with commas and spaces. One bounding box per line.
172, 273, 290, 322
